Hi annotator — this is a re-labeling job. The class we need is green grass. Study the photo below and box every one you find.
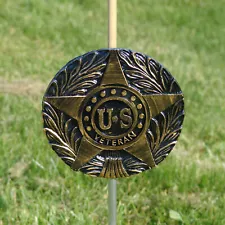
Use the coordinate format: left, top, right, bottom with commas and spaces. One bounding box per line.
0, 0, 225, 224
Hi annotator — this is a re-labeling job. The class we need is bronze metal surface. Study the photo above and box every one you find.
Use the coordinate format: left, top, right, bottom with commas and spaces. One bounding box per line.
42, 49, 184, 178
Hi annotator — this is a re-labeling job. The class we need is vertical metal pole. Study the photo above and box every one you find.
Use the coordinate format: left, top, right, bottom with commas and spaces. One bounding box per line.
108, 179, 117, 225
108, 1, 117, 225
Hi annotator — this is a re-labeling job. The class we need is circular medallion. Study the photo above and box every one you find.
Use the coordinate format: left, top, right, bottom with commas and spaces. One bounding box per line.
42, 49, 185, 178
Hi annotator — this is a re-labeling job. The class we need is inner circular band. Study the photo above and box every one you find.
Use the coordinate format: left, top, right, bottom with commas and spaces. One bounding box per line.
79, 85, 150, 150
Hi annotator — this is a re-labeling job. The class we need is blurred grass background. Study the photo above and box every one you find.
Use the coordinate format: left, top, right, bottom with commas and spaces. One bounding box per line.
0, 0, 225, 224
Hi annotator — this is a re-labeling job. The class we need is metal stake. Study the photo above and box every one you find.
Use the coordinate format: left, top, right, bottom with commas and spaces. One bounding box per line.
108, 179, 117, 225
108, 0, 117, 225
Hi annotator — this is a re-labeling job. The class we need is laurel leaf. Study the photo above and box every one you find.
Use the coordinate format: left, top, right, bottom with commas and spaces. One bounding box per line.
70, 58, 82, 77
80, 155, 105, 177
67, 80, 98, 94
133, 52, 146, 68
124, 157, 149, 174
125, 70, 144, 79
51, 144, 75, 158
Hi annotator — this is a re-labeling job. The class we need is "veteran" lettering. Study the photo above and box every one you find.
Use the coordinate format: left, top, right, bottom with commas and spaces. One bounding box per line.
94, 131, 137, 146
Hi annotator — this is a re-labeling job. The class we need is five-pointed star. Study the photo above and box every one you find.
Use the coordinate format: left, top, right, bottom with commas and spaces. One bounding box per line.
44, 50, 183, 170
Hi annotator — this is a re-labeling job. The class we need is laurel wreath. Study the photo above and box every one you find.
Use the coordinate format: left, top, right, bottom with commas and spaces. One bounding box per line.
118, 49, 181, 94
45, 50, 110, 97
147, 98, 184, 165
42, 49, 184, 177
42, 101, 81, 167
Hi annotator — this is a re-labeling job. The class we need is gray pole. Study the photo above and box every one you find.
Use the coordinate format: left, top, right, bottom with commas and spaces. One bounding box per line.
108, 179, 117, 225
108, 0, 117, 225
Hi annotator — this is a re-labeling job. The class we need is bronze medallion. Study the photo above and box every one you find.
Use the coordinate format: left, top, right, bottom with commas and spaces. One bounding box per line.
42, 49, 184, 178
